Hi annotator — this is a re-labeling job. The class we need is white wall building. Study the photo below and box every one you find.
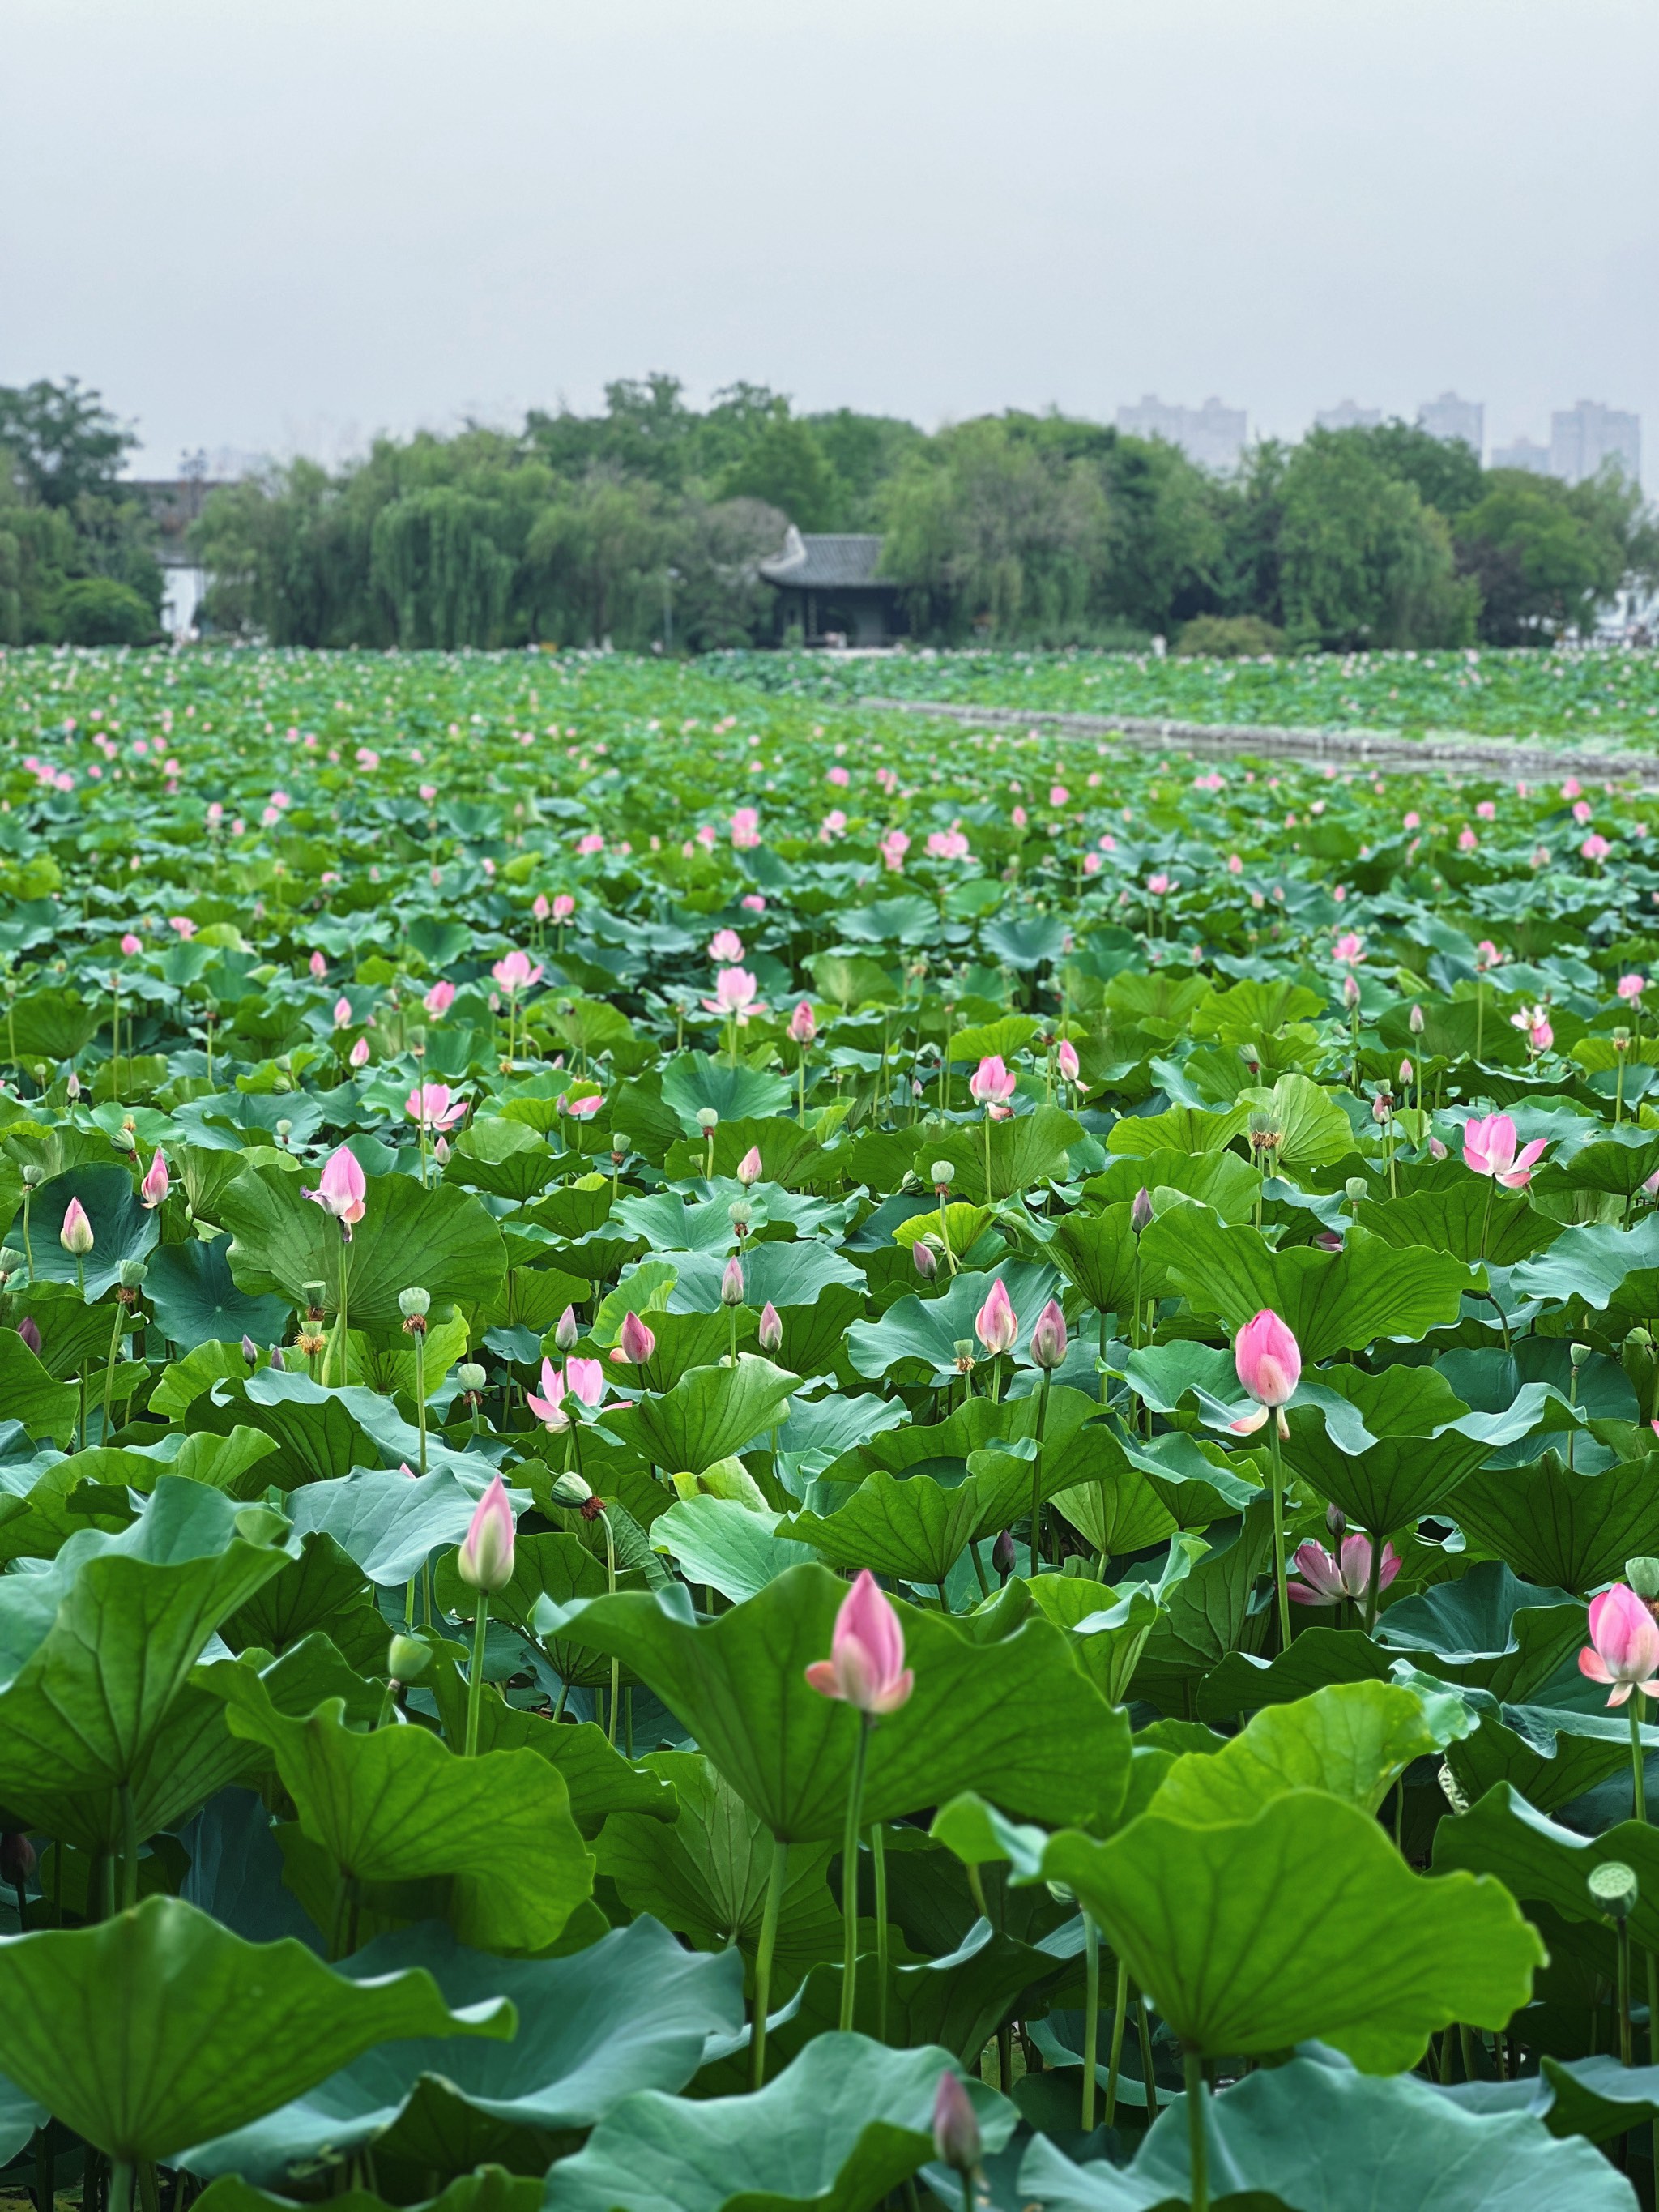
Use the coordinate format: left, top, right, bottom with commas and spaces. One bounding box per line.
1115, 395, 1247, 472
1418, 392, 1484, 453
1314, 399, 1381, 431
1489, 438, 1553, 476
1550, 400, 1640, 486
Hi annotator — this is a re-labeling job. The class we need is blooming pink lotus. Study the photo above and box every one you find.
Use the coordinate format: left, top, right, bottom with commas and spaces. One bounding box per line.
708, 929, 744, 963
805, 1569, 914, 1715
303, 1145, 367, 1237
552, 893, 575, 922
1289, 1535, 1401, 1606
493, 949, 543, 997
1333, 932, 1364, 964
1583, 833, 1611, 863
702, 967, 763, 1023
975, 1279, 1018, 1358
139, 1149, 169, 1209
565, 1356, 606, 1408
561, 1091, 603, 1121
1463, 1112, 1546, 1189
1146, 873, 1172, 897
457, 1475, 515, 1593
1619, 974, 1647, 1004
407, 1083, 467, 1133
1232, 1309, 1300, 1433
526, 1359, 570, 1429
424, 979, 456, 1018
1579, 1584, 1659, 1707
969, 1056, 1017, 1118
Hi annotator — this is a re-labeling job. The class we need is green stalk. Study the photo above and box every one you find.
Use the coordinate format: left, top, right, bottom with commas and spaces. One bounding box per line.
1029, 1368, 1053, 1579
120, 1779, 139, 1911
600, 1508, 620, 1745
1183, 2052, 1209, 2212
464, 1597, 490, 1757
1631, 1699, 1648, 1823
324, 1241, 352, 1388
1103, 1954, 1128, 2129
1081, 1911, 1101, 2131
20, 1188, 32, 1279
838, 1715, 872, 2031
110, 2161, 134, 2212
414, 1328, 428, 1475
101, 1299, 125, 1446
983, 1112, 993, 1206
1267, 1416, 1291, 1650
872, 1819, 889, 2043
750, 1832, 790, 2090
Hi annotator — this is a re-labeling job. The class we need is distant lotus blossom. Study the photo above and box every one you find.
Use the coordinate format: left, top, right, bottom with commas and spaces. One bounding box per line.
407, 1083, 467, 1133
1475, 940, 1503, 971
168, 916, 196, 939
731, 807, 761, 848
1562, 777, 1583, 800
552, 893, 575, 922
821, 809, 847, 840
576, 832, 604, 856
1049, 784, 1069, 806
561, 1091, 603, 1120
925, 828, 970, 861
1402, 810, 1420, 831
1457, 827, 1478, 852
120, 933, 142, 956
708, 929, 744, 963
1146, 873, 1172, 896
1463, 1112, 1546, 1189
703, 967, 763, 1023
1227, 854, 1243, 873
309, 950, 327, 979
418, 783, 438, 804
788, 1000, 816, 1045
532, 894, 550, 922
1475, 800, 1496, 821
333, 997, 353, 1029
424, 979, 455, 1018
492, 950, 542, 996
880, 830, 910, 872
1333, 932, 1363, 964
1082, 851, 1101, 875
1618, 975, 1647, 1003
741, 892, 765, 912
1011, 805, 1028, 830
826, 764, 850, 788
1572, 800, 1593, 824
1582, 833, 1611, 862
969, 1055, 1017, 1119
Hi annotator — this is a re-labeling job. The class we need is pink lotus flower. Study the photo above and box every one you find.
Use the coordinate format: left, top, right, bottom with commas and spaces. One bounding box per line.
407, 1083, 467, 1132
1226, 853, 1243, 874
332, 997, 353, 1030
1457, 827, 1478, 852
730, 807, 761, 850
1463, 1112, 1546, 1189
1049, 784, 1069, 807
552, 893, 575, 922
1333, 932, 1364, 964
1619, 974, 1647, 1003
1056, 1038, 1080, 1085
561, 1091, 603, 1121
309, 950, 327, 979
120, 933, 142, 956
721, 1254, 746, 1306
1572, 799, 1593, 824
788, 1000, 817, 1045
59, 1197, 95, 1257
526, 1358, 570, 1429
805, 1569, 914, 1715
741, 893, 766, 912
1030, 1297, 1068, 1369
168, 916, 196, 939
702, 967, 763, 1023
424, 979, 456, 1018
493, 949, 543, 996
969, 1056, 1017, 1118
349, 1036, 370, 1068
140, 1149, 169, 1209
457, 1475, 516, 1593
975, 1279, 1018, 1358
709, 929, 744, 963
618, 1310, 656, 1364
303, 1145, 367, 1236
931, 2069, 981, 2175
1146, 873, 1171, 897
1583, 833, 1611, 863
565, 1356, 606, 1408
1475, 940, 1502, 971
758, 1300, 783, 1352
532, 894, 550, 923
1579, 1583, 1659, 1707
736, 1146, 763, 1185
1235, 1309, 1301, 1408
1289, 1535, 1401, 1606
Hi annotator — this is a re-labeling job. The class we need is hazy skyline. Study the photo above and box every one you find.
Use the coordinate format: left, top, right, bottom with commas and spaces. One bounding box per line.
4, 0, 1657, 478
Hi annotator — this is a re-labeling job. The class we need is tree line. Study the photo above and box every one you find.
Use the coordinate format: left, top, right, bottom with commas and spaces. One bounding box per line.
2, 374, 1655, 651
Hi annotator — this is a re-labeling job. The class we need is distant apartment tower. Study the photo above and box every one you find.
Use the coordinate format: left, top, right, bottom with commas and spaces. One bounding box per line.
1418, 392, 1484, 454
1490, 438, 1553, 476
1115, 395, 1247, 472
1315, 399, 1382, 432
1550, 400, 1640, 485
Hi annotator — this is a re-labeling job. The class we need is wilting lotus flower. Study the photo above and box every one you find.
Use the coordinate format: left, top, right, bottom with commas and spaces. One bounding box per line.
407, 1083, 467, 1133
424, 979, 456, 1018
1580, 1583, 1659, 1707
526, 1358, 569, 1429
788, 1000, 817, 1045
618, 1310, 656, 1364
303, 1145, 367, 1236
565, 1356, 606, 1408
1030, 1297, 1068, 1369
457, 1475, 515, 1592
1463, 1112, 1546, 1189
59, 1198, 94, 1257
1289, 1535, 1401, 1606
492, 949, 542, 997
805, 1569, 914, 1715
975, 1279, 1018, 1358
1231, 1309, 1300, 1433
758, 1300, 783, 1352
140, 1149, 169, 1209
969, 1056, 1017, 1118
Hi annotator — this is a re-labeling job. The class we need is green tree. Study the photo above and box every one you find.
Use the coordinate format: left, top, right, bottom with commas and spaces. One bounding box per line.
1455, 468, 1631, 643
0, 377, 135, 506
1098, 434, 1224, 632
1277, 431, 1476, 648
801, 411, 925, 527
52, 577, 155, 645
1359, 420, 1484, 521
524, 470, 668, 646
369, 488, 516, 647
719, 416, 842, 532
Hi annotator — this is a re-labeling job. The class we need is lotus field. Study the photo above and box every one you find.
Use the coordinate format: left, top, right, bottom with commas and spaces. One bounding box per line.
12, 646, 1659, 2212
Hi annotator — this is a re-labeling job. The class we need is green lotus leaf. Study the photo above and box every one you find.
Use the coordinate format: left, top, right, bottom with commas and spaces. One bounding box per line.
1452, 1455, 1659, 1593
0, 1325, 79, 1445
191, 2171, 539, 2212
919, 1105, 1084, 1204
6, 1164, 158, 1300
1445, 2052, 1659, 2148
537, 1564, 1132, 1843
1374, 1561, 1585, 1700
654, 1497, 819, 1602
0, 1895, 513, 2166
1434, 1782, 1659, 1955
147, 1236, 293, 1355
288, 1466, 497, 1584
1356, 1181, 1562, 1266
604, 1355, 798, 1475
1044, 1789, 1544, 2069
1508, 1214, 1659, 1312
846, 1259, 1062, 1384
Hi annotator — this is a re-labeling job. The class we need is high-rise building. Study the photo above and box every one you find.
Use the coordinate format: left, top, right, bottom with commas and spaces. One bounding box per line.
1315, 399, 1381, 432
1550, 400, 1640, 485
1418, 392, 1484, 454
1489, 438, 1553, 476
1115, 395, 1247, 473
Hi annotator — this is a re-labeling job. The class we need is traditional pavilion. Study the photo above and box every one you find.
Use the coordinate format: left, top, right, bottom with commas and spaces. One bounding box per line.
757, 529, 906, 646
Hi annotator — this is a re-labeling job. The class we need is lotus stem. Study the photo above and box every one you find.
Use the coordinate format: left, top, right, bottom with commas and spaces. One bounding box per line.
102, 1298, 124, 1446
1267, 1417, 1291, 1650
1081, 1910, 1101, 2130
1103, 1953, 1128, 2129
600, 1506, 620, 1745
750, 1830, 789, 2090
1632, 1700, 1648, 1824
120, 1779, 139, 1911
414, 1327, 428, 1475
1183, 2051, 1209, 2212
109, 2161, 134, 2212
1029, 1367, 1053, 1579
872, 1819, 889, 2043
464, 1595, 490, 1757
838, 1713, 872, 2032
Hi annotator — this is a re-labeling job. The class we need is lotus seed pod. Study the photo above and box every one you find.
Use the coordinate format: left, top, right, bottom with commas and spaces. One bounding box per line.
457, 1361, 487, 1391
550, 1470, 594, 1507
696, 1107, 719, 1133
930, 1161, 954, 1189
21, 1164, 43, 1188
1569, 1341, 1592, 1369
399, 1286, 431, 1318
1627, 1557, 1659, 1599
1344, 1177, 1368, 1203
1589, 1860, 1640, 1919
387, 1633, 431, 1683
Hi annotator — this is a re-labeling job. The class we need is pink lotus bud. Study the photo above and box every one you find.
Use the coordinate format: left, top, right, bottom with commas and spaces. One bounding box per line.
805, 1569, 914, 1715
457, 1475, 516, 1592
17, 1317, 41, 1356
912, 1239, 937, 1279
1408, 1004, 1424, 1035
309, 950, 327, 979
120, 933, 142, 956
1580, 1583, 1659, 1706
533, 894, 551, 922
302, 1145, 368, 1235
565, 1356, 605, 1407
1030, 1297, 1068, 1370
991, 1529, 1016, 1577
0, 1832, 36, 1889
241, 1333, 259, 1368
721, 1253, 746, 1307
757, 1300, 783, 1352
736, 1146, 763, 1185
554, 1305, 580, 1352
552, 893, 575, 922
1056, 1038, 1080, 1084
1130, 1185, 1153, 1235
332, 997, 353, 1029
349, 1036, 370, 1069
619, 1309, 657, 1364
975, 1279, 1017, 1358
1235, 1308, 1300, 1407
59, 1198, 94, 1257
424, 979, 456, 1018
1341, 973, 1360, 1009
140, 1149, 169, 1208
931, 2069, 981, 2176
968, 1055, 1017, 1117
433, 1134, 451, 1165
66, 1071, 80, 1100
1398, 1059, 1412, 1087
788, 1000, 817, 1045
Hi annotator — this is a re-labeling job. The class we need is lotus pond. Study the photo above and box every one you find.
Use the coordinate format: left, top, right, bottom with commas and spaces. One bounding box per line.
7, 647, 1659, 2211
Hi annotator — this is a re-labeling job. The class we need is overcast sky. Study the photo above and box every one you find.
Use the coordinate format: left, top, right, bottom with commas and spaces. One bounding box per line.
4, 0, 1657, 478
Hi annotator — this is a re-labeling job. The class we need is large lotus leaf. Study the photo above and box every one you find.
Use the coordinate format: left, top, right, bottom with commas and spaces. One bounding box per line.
289, 1467, 497, 1585
605, 1356, 799, 1475
1452, 1455, 1659, 1593
0, 1478, 290, 1814
147, 1236, 293, 1355
220, 1162, 507, 1331
1543, 1127, 1659, 1200
1282, 1362, 1489, 1530
1017, 2053, 1636, 2212
184, 1916, 743, 2183
1111, 1427, 1261, 1529
1508, 1213, 1659, 1311
1434, 1782, 1659, 1956
1374, 1561, 1586, 1701
0, 1895, 513, 2165
223, 1531, 381, 1660
430, 1530, 627, 1690
446, 1117, 559, 1202
1410, 1672, 1652, 1815
1021, 1571, 1183, 1705
847, 1259, 1063, 1384
613, 1189, 744, 1257
11, 1278, 134, 1379
665, 1240, 867, 1316
1196, 1627, 1396, 1725
1085, 1147, 1261, 1222
660, 1053, 792, 1132
595, 1753, 842, 1992
210, 1668, 594, 1952
544, 2034, 1015, 2212
1446, 2052, 1659, 2149
1356, 1182, 1562, 1266
1129, 1500, 1277, 1710
193, 2167, 538, 2212
654, 1498, 819, 1602
920, 1106, 1084, 1204
1043, 1790, 1544, 2069
1049, 1202, 1172, 1315
0, 1326, 79, 1445
186, 1369, 382, 1486
1149, 1680, 1469, 1825
537, 1565, 1132, 1843
8, 1163, 158, 1300
1050, 1462, 1178, 1559
1140, 1209, 1469, 1361
1237, 1071, 1357, 1171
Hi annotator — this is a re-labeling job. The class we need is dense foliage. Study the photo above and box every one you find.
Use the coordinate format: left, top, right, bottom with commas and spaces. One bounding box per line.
0, 383, 165, 647
8, 647, 1659, 2209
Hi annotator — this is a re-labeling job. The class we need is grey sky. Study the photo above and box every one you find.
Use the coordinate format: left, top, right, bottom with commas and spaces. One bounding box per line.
5, 0, 1657, 478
